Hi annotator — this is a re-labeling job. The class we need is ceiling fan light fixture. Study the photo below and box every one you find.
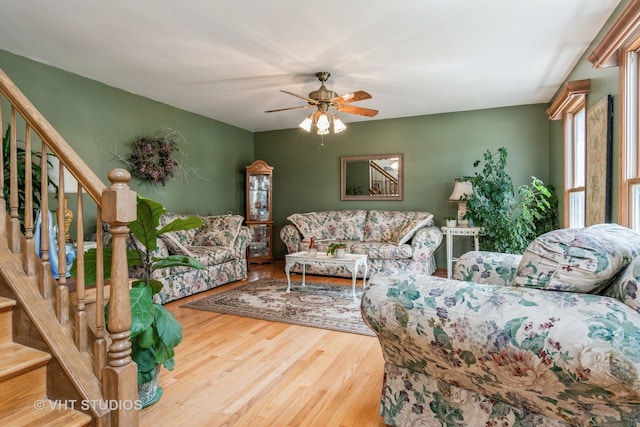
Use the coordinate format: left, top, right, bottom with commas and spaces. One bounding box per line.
267, 71, 378, 136
332, 114, 347, 133
316, 113, 330, 133
299, 114, 313, 132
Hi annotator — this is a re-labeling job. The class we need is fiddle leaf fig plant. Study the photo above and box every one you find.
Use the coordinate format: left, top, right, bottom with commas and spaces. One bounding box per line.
464, 147, 557, 254
74, 195, 204, 385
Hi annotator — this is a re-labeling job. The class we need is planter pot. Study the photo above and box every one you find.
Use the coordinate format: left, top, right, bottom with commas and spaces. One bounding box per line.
446, 219, 457, 227
335, 248, 346, 258
138, 365, 163, 408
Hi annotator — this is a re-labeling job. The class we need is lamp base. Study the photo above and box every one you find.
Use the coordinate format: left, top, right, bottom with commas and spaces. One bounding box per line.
63, 196, 73, 243
457, 201, 468, 227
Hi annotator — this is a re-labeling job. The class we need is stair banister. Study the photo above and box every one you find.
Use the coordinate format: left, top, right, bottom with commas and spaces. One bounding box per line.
0, 67, 139, 425
102, 169, 138, 426
0, 69, 105, 202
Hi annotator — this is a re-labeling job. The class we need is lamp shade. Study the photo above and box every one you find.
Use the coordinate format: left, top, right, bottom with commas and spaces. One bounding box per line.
48, 155, 78, 193
448, 179, 473, 201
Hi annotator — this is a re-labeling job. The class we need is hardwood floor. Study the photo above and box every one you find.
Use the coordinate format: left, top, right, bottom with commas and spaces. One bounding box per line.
139, 260, 391, 427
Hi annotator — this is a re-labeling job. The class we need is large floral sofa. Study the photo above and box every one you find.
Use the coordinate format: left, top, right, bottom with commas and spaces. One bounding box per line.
280, 210, 442, 277
361, 223, 640, 426
131, 213, 251, 303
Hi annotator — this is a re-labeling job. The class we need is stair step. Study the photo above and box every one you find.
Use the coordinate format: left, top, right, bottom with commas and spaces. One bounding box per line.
0, 297, 16, 344
0, 342, 50, 413
2, 401, 92, 426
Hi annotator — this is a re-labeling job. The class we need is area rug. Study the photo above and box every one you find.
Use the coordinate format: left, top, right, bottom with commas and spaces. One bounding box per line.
181, 277, 374, 336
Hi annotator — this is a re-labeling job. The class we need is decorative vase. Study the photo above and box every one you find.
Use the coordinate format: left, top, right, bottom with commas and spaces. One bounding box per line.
138, 365, 163, 408
335, 248, 346, 258
308, 237, 317, 257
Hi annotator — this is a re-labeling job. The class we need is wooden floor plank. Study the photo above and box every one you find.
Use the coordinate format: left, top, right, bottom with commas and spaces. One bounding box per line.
138, 260, 403, 427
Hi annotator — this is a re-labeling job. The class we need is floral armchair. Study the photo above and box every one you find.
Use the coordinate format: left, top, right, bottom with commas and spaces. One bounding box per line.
361, 223, 640, 426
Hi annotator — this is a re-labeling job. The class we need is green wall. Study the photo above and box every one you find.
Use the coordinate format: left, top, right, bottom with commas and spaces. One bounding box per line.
0, 49, 254, 233
255, 104, 550, 261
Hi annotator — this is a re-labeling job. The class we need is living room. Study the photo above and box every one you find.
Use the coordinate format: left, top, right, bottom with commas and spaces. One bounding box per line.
0, 4, 624, 269
2, 1, 640, 426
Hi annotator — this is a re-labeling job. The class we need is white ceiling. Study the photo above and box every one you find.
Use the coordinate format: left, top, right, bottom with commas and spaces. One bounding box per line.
0, 0, 621, 133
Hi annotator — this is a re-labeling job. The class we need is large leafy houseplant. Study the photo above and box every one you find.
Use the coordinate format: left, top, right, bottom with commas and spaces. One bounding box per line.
3, 124, 56, 226
464, 147, 557, 254
76, 195, 203, 389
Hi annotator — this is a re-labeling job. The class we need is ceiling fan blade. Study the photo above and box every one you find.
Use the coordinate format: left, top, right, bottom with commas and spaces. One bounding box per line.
265, 105, 314, 113
280, 90, 318, 104
336, 104, 379, 117
333, 90, 372, 104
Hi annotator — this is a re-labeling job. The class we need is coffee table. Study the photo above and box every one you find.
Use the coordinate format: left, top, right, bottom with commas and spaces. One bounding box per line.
284, 251, 368, 301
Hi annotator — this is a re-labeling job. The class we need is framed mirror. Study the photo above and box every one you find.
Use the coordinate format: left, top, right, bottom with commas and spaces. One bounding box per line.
340, 154, 403, 200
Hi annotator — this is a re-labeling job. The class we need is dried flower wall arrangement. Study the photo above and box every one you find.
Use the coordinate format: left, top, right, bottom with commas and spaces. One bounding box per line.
103, 128, 207, 192
128, 133, 179, 186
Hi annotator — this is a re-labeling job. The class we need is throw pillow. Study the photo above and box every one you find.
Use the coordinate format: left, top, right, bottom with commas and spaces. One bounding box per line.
394, 212, 434, 245
159, 213, 199, 246
513, 224, 640, 293
364, 211, 433, 245
604, 256, 640, 312
160, 233, 195, 258
193, 215, 244, 247
287, 213, 326, 240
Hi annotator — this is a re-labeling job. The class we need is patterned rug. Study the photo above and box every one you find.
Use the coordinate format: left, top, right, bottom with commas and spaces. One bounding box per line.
181, 277, 374, 336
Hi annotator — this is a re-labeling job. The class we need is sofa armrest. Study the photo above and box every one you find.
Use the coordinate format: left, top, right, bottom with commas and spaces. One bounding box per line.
361, 271, 640, 420
233, 226, 251, 258
411, 226, 443, 261
452, 250, 521, 286
280, 224, 302, 254
604, 256, 640, 313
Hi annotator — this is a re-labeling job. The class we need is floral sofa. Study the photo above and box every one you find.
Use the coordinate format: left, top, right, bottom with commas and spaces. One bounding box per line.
132, 213, 251, 303
280, 210, 442, 277
361, 223, 640, 426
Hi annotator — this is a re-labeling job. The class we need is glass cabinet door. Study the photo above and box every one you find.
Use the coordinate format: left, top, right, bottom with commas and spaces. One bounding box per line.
248, 174, 270, 222
245, 160, 274, 264
248, 223, 271, 259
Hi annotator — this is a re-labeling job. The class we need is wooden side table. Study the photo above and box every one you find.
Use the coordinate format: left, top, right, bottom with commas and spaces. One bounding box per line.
441, 226, 482, 279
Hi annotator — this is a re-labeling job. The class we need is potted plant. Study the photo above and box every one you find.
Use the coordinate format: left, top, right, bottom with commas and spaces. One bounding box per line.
464, 147, 557, 253
2, 124, 56, 227
444, 215, 457, 228
76, 195, 204, 407
326, 242, 347, 258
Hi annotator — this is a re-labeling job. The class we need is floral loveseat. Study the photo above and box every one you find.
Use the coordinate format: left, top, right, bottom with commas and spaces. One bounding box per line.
362, 223, 640, 426
131, 213, 251, 303
280, 210, 442, 277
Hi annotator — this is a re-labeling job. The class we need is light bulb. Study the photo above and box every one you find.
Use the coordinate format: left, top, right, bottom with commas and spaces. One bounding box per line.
316, 113, 330, 132
317, 127, 329, 135
332, 115, 347, 133
298, 114, 313, 132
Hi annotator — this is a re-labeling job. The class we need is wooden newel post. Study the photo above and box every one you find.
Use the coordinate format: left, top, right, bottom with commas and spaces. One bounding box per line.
101, 169, 139, 426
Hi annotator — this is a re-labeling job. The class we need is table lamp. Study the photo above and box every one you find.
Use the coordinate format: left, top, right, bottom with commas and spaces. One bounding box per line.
48, 155, 78, 243
448, 179, 473, 226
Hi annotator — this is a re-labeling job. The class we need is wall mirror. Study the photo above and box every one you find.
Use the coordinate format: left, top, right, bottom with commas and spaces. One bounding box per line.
340, 154, 403, 200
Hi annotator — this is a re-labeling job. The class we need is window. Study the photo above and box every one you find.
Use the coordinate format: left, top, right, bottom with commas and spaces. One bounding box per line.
566, 106, 586, 227
589, 1, 640, 231
622, 50, 640, 232
546, 79, 590, 228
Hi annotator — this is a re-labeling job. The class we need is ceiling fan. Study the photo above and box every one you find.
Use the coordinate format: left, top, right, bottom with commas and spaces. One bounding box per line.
265, 71, 378, 134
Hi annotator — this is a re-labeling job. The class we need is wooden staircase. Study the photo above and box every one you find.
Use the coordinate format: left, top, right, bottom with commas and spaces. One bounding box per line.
0, 296, 90, 426
0, 68, 139, 425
